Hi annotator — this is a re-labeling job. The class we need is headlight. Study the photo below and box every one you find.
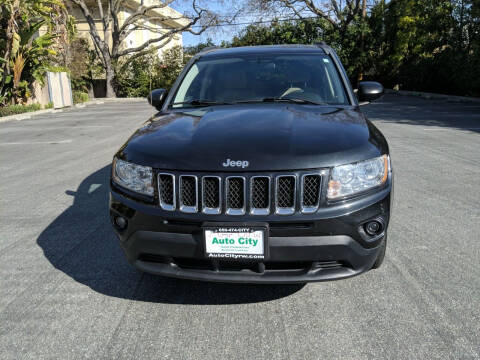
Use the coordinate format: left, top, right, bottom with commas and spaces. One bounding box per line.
327, 155, 389, 200
112, 158, 154, 196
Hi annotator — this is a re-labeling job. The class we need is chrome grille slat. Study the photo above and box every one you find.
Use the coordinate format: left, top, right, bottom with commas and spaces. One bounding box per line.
301, 174, 321, 213
250, 176, 270, 215
202, 176, 221, 214
226, 176, 246, 215
275, 175, 296, 215
158, 173, 175, 211
179, 175, 198, 213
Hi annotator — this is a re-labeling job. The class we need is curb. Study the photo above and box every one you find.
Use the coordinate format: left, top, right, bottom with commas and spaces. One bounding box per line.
385, 89, 480, 103
0, 108, 62, 123
75, 97, 146, 108
0, 97, 147, 123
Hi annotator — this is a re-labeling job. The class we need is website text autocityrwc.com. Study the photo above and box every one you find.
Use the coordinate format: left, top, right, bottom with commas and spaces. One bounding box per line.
207, 253, 264, 260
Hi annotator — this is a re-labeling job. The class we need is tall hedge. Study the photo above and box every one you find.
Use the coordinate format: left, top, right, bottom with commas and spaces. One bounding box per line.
228, 0, 480, 97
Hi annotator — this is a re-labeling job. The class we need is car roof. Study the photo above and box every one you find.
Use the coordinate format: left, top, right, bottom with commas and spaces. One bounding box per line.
198, 44, 327, 58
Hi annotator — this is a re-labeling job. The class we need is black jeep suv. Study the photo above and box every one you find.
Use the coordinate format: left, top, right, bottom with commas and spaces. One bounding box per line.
110, 44, 393, 283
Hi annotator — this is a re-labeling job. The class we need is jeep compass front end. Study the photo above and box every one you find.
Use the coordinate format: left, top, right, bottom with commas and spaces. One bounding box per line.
109, 44, 393, 283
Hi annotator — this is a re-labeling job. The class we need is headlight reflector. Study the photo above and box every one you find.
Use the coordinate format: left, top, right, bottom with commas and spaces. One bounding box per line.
113, 158, 154, 196
327, 155, 388, 199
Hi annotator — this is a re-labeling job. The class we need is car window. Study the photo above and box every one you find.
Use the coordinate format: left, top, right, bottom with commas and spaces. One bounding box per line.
172, 54, 349, 107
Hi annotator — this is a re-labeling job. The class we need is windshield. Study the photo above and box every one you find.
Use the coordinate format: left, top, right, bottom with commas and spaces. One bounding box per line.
171, 54, 349, 108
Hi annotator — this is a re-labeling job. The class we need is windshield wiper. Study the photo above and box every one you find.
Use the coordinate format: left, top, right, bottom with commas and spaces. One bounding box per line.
172, 99, 232, 107
173, 98, 326, 107
260, 97, 325, 105
232, 98, 325, 105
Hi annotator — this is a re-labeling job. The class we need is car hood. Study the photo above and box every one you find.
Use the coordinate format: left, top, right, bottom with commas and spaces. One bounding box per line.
118, 104, 388, 171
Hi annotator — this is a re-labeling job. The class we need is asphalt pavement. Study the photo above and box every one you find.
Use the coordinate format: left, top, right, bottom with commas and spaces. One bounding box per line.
1, 95, 479, 359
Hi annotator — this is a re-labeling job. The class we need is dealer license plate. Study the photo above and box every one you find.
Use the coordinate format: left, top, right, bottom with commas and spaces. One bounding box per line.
203, 224, 267, 261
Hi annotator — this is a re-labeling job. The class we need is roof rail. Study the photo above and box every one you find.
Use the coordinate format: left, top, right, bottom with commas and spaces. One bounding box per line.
198, 46, 222, 54
313, 41, 332, 54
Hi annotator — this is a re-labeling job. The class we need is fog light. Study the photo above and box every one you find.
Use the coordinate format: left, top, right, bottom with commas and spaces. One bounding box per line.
365, 220, 382, 235
114, 216, 127, 230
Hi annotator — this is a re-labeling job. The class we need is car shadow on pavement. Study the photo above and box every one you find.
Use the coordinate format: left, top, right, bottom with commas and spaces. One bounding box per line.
363, 94, 480, 133
37, 166, 304, 304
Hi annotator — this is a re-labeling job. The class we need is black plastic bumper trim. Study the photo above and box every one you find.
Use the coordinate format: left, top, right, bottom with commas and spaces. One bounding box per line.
122, 231, 382, 283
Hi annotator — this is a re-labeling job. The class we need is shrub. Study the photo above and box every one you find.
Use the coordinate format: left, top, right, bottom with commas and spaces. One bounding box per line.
44, 102, 53, 109
73, 91, 89, 104
115, 46, 185, 98
0, 103, 42, 117
67, 38, 104, 93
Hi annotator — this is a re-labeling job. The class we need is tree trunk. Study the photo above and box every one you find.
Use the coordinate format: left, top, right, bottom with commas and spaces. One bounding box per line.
105, 63, 116, 98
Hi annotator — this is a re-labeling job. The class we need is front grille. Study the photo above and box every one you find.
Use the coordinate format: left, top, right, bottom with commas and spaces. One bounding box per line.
157, 171, 324, 215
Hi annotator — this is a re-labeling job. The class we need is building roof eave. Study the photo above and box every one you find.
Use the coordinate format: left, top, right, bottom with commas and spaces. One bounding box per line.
123, 0, 190, 28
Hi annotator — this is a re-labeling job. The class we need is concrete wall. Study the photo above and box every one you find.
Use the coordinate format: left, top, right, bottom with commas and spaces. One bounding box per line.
29, 73, 73, 108
47, 72, 73, 108
30, 81, 51, 106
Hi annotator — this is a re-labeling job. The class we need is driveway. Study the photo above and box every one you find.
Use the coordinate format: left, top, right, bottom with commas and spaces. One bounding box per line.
1, 95, 479, 359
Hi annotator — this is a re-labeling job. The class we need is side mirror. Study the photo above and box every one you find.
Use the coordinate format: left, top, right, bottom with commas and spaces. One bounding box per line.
358, 81, 384, 103
147, 89, 167, 110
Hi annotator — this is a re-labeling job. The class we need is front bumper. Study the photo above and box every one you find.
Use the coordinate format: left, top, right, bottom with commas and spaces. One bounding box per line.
110, 180, 392, 283
129, 232, 383, 283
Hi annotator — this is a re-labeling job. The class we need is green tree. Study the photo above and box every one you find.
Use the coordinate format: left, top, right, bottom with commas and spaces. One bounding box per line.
115, 46, 185, 98
231, 0, 479, 96
368, 0, 479, 96
67, 37, 103, 93
245, 0, 372, 82
184, 38, 216, 56
368, 0, 451, 88
229, 16, 369, 83
447, 0, 480, 95
0, 0, 69, 104
69, 0, 221, 98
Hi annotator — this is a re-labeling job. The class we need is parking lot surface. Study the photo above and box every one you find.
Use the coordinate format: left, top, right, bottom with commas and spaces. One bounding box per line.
1, 95, 479, 359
